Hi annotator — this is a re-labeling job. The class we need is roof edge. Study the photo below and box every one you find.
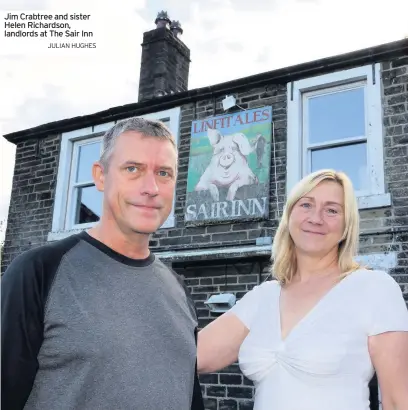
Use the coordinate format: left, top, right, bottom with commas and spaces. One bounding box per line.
4, 38, 408, 144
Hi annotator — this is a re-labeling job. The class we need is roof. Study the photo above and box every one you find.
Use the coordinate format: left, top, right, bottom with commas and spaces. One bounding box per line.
4, 38, 408, 144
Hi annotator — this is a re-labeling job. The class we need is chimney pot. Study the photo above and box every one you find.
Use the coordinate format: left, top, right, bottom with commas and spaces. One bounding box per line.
155, 10, 171, 28
170, 20, 183, 37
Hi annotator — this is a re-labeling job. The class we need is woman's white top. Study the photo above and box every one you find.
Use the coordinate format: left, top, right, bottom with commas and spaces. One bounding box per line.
229, 269, 408, 410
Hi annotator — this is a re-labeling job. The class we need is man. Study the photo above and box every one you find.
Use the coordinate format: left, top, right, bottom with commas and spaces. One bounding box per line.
1, 118, 204, 410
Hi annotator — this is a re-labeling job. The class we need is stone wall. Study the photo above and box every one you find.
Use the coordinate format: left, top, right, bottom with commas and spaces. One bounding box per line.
1, 135, 59, 272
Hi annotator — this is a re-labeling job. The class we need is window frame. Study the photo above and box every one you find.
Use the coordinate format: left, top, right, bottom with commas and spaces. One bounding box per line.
302, 79, 369, 197
287, 63, 391, 210
66, 136, 103, 231
49, 107, 181, 241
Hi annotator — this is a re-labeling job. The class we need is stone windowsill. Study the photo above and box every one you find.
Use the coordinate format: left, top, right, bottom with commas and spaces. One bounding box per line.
357, 193, 391, 210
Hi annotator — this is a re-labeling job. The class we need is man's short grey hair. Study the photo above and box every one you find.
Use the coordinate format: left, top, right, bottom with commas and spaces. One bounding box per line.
100, 117, 177, 169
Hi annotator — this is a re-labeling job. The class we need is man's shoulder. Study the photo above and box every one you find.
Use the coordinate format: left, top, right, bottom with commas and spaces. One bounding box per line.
2, 233, 83, 285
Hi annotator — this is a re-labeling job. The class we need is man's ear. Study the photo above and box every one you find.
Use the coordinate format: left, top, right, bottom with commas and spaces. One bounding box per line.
92, 161, 105, 192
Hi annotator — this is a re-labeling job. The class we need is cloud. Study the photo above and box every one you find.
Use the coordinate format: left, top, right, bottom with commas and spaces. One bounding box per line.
225, 41, 244, 53
138, 0, 193, 24
256, 47, 270, 64
4, 84, 77, 133
1, 3, 148, 134
228, 0, 278, 11
181, 0, 408, 89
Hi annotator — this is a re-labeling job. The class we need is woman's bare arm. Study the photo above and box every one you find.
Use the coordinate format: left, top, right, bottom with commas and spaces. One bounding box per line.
197, 312, 249, 374
369, 331, 408, 410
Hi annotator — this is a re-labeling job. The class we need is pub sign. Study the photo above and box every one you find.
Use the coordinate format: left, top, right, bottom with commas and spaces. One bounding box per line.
184, 106, 272, 224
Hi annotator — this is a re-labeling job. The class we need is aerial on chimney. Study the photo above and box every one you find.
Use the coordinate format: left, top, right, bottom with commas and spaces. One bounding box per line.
155, 10, 171, 29
170, 20, 183, 37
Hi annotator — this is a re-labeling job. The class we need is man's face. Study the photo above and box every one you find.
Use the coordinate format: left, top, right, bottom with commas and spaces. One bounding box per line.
93, 131, 177, 235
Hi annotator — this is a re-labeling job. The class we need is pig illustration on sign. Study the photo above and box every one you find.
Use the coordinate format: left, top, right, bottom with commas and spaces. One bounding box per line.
195, 128, 262, 201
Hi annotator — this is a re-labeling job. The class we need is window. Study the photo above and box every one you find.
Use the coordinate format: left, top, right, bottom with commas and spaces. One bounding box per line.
49, 107, 181, 241
65, 137, 103, 230
287, 64, 391, 209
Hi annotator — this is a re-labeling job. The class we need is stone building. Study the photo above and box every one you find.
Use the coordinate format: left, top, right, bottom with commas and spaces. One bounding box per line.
2, 11, 408, 410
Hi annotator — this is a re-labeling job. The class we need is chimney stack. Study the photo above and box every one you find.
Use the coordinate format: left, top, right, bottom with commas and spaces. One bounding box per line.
138, 11, 191, 101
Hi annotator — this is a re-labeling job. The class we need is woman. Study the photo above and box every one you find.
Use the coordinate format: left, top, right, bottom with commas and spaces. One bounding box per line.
197, 169, 408, 410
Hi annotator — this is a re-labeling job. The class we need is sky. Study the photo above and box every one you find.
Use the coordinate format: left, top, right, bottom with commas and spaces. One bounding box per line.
1, 0, 408, 239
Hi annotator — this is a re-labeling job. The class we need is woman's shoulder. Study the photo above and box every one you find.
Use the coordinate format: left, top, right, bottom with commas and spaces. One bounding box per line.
351, 267, 398, 282
228, 278, 280, 329
350, 268, 408, 335
350, 267, 403, 298
231, 278, 279, 309
250, 278, 280, 295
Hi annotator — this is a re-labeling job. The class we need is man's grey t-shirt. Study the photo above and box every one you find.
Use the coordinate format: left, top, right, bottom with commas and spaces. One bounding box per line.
1, 232, 199, 410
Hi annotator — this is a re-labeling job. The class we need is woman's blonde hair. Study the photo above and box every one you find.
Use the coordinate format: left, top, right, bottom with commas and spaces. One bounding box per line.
271, 169, 362, 285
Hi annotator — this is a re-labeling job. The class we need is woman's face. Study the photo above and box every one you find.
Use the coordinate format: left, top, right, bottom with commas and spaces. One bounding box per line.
288, 180, 346, 257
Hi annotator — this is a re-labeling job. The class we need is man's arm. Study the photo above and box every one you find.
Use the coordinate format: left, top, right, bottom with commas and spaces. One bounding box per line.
191, 327, 205, 410
1, 250, 46, 410
168, 268, 205, 410
178, 275, 205, 410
